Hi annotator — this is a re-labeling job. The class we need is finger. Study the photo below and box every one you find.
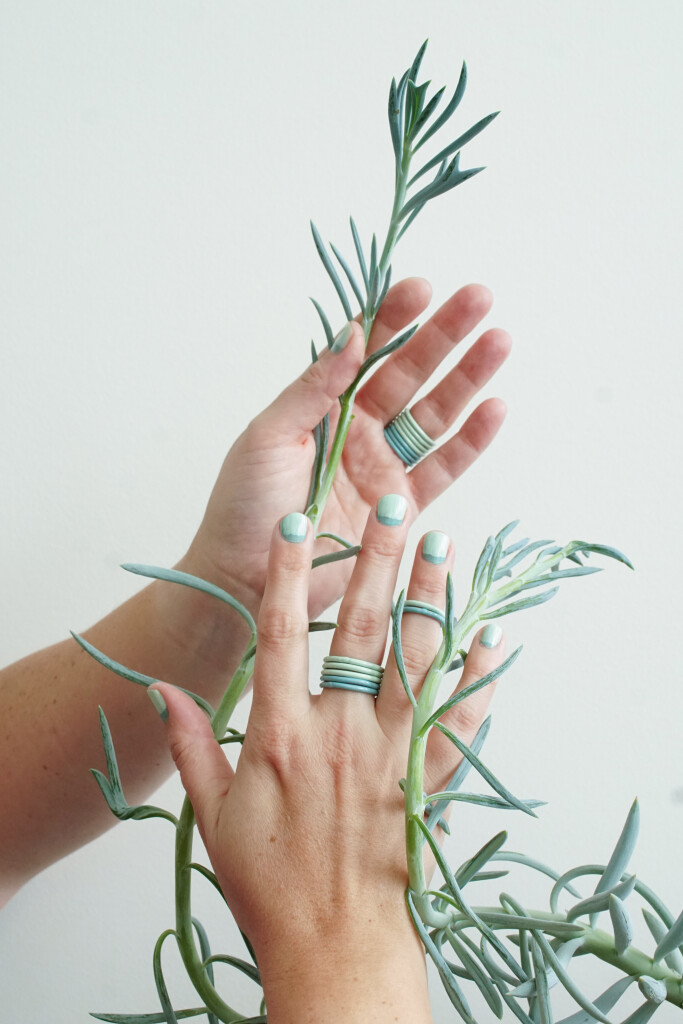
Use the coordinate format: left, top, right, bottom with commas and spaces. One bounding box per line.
358, 284, 494, 423
376, 531, 454, 735
361, 277, 433, 355
252, 513, 313, 723
409, 397, 507, 512
410, 329, 511, 440
149, 682, 233, 838
320, 493, 411, 706
424, 624, 506, 796
255, 322, 365, 440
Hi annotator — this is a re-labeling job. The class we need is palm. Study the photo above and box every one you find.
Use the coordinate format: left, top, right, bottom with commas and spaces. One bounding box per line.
191, 280, 510, 621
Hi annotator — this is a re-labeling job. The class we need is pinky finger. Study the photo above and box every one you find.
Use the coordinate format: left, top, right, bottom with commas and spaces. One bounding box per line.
423, 623, 508, 797
408, 398, 507, 512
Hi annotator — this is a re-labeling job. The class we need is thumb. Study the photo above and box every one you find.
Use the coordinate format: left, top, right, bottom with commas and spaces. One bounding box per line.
257, 320, 365, 439
149, 683, 234, 833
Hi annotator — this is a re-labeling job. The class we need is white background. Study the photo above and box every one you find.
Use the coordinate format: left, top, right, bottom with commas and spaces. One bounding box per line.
1, 1, 682, 1021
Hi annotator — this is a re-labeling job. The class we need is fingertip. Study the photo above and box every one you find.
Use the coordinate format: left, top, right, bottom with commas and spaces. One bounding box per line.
477, 624, 504, 650
462, 282, 494, 313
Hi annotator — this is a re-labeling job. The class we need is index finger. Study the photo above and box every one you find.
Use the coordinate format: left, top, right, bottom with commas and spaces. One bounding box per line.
252, 513, 314, 725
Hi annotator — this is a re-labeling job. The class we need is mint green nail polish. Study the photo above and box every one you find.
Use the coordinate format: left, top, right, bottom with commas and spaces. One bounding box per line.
330, 321, 353, 353
280, 512, 308, 543
422, 531, 449, 565
377, 493, 408, 527
147, 688, 168, 721
480, 624, 502, 648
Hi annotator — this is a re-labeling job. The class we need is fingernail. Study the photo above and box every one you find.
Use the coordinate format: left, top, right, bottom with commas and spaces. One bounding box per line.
280, 512, 309, 543
422, 531, 449, 565
377, 493, 408, 527
480, 624, 503, 648
330, 321, 353, 353
147, 687, 168, 721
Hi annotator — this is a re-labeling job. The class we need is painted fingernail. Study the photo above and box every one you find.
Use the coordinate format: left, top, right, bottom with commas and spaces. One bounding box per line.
377, 493, 408, 527
422, 531, 449, 565
280, 512, 309, 543
480, 624, 503, 648
330, 321, 353, 353
147, 687, 168, 721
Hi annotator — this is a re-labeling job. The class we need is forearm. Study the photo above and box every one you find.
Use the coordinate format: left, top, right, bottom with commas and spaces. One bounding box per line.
0, 549, 255, 901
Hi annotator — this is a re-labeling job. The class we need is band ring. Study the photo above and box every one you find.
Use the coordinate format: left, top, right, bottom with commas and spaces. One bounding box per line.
384, 408, 436, 467
320, 654, 384, 697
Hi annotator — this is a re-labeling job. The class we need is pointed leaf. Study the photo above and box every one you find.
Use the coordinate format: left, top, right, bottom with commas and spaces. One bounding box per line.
435, 721, 537, 816
388, 77, 402, 160
653, 907, 683, 963
569, 542, 634, 570
310, 220, 353, 321
642, 910, 683, 972
456, 830, 508, 888
410, 111, 499, 184
424, 716, 491, 832
90, 1011, 208, 1023
415, 61, 468, 150
568, 874, 637, 922
310, 297, 334, 348
203, 954, 261, 986
72, 633, 215, 718
609, 894, 633, 954
420, 647, 523, 735
121, 563, 257, 634
152, 930, 180, 1024
330, 242, 366, 311
480, 587, 559, 620
530, 937, 553, 1024
349, 216, 369, 290
444, 929, 504, 1018
349, 324, 418, 389
405, 891, 476, 1023
412, 85, 446, 137
591, 799, 640, 925
554, 976, 634, 1024
392, 590, 418, 709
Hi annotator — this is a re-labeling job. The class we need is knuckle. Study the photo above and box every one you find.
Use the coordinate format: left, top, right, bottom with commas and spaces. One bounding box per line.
258, 607, 307, 649
443, 697, 483, 743
338, 604, 387, 645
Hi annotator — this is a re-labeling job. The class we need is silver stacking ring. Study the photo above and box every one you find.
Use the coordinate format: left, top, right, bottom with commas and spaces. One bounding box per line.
384, 408, 436, 467
320, 655, 384, 697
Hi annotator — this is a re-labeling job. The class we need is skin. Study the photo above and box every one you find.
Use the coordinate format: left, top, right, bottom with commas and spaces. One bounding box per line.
0, 278, 511, 905
153, 508, 507, 1024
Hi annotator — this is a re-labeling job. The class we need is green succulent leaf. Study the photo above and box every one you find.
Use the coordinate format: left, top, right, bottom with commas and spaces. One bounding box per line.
553, 976, 635, 1024
349, 216, 369, 290
590, 799, 640, 926
653, 907, 683, 963
609, 894, 633, 954
309, 297, 334, 348
202, 955, 261, 987
420, 647, 523, 736
90, 1011, 208, 1023
310, 220, 353, 321
444, 929, 504, 1018
330, 242, 366, 311
456, 830, 508, 888
152, 930, 180, 1024
642, 909, 683, 972
392, 590, 418, 709
414, 61, 468, 150
406, 891, 476, 1023
567, 874, 636, 922
435, 721, 537, 817
120, 564, 257, 636
311, 544, 361, 569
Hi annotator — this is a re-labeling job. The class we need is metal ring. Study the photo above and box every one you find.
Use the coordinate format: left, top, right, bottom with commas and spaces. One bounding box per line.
384, 408, 436, 467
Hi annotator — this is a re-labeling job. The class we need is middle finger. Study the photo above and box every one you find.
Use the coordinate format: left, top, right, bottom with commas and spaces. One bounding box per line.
319, 493, 411, 708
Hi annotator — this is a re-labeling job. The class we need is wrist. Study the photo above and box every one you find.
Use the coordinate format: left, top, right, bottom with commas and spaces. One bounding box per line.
151, 546, 258, 687
256, 917, 431, 1024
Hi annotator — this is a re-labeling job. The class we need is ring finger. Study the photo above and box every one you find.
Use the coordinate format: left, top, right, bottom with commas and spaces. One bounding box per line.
376, 530, 454, 738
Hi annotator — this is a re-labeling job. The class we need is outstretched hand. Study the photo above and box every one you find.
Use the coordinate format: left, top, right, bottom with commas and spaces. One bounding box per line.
183, 279, 511, 621
152, 502, 506, 1019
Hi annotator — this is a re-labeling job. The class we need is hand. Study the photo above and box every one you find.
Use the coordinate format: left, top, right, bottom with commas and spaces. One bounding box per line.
152, 500, 507, 1021
182, 279, 510, 622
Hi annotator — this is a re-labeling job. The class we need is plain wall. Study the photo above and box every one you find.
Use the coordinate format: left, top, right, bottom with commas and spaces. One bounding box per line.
1, 2, 682, 1021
